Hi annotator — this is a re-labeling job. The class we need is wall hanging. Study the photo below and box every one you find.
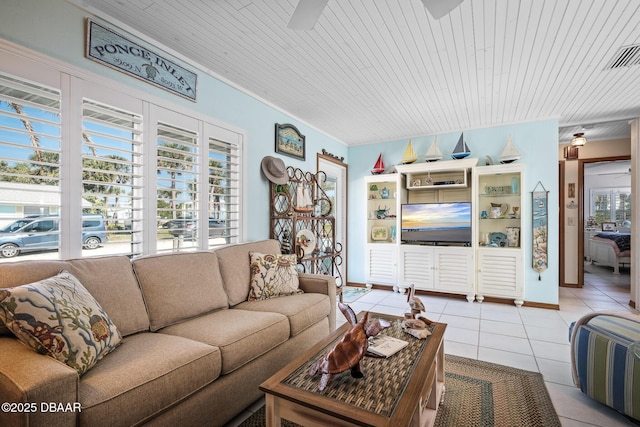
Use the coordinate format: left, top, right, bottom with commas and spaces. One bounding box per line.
86, 19, 197, 101
532, 181, 549, 280
275, 123, 305, 160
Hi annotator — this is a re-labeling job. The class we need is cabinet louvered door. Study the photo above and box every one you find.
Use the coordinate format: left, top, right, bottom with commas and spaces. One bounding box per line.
476, 248, 523, 306
433, 247, 475, 301
399, 245, 434, 290
365, 244, 397, 285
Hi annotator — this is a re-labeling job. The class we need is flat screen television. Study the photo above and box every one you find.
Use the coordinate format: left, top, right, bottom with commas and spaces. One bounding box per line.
401, 202, 472, 245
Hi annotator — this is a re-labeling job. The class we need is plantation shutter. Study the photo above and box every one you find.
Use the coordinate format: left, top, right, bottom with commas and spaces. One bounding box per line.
0, 72, 61, 256
156, 122, 199, 253
208, 137, 240, 247
82, 99, 144, 257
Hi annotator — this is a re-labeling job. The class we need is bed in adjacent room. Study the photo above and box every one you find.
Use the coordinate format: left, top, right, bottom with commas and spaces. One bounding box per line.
589, 232, 631, 274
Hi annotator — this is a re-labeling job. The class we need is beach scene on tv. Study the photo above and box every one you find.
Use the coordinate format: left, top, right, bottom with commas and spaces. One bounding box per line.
401, 202, 472, 244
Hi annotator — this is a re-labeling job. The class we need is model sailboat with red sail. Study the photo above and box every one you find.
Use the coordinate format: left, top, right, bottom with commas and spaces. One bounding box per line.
371, 153, 385, 174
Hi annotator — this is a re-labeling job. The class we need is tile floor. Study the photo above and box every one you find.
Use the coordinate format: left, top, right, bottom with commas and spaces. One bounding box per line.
227, 264, 639, 426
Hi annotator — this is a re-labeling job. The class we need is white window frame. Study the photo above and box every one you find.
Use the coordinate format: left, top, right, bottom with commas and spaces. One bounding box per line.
0, 41, 246, 260
589, 186, 631, 225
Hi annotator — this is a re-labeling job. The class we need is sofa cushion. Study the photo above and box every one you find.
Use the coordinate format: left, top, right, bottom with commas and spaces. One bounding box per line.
0, 260, 70, 336
0, 270, 122, 376
0, 257, 150, 337
159, 309, 289, 375
132, 252, 229, 331
235, 293, 331, 337
79, 332, 221, 426
248, 252, 301, 301
67, 256, 149, 336
215, 239, 281, 306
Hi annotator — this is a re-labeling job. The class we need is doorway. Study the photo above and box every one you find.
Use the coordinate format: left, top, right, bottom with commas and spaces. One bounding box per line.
579, 157, 631, 301
317, 153, 348, 286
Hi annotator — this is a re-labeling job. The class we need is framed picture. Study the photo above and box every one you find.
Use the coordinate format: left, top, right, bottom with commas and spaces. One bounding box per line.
275, 123, 305, 160
601, 222, 616, 231
564, 146, 579, 160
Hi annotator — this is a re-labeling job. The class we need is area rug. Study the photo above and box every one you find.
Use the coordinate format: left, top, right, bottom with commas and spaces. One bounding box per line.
339, 286, 371, 303
237, 355, 561, 427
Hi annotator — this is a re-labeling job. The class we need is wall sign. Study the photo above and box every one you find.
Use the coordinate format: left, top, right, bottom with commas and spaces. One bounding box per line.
85, 19, 197, 101
275, 123, 305, 160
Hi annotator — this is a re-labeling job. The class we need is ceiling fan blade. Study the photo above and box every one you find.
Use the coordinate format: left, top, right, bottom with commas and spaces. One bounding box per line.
421, 0, 465, 19
287, 0, 329, 31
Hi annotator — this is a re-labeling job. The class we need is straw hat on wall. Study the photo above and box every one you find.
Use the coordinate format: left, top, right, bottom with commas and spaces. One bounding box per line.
261, 156, 288, 184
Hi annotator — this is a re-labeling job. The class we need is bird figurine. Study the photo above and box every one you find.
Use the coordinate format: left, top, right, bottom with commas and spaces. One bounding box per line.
402, 285, 433, 339
407, 284, 426, 317
309, 303, 390, 391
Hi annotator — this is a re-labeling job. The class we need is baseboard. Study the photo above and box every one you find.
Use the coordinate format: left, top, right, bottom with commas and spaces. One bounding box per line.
347, 282, 390, 290
561, 283, 580, 288
348, 282, 560, 310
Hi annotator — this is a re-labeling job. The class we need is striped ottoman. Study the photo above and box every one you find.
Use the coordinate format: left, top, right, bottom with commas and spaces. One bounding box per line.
569, 311, 640, 422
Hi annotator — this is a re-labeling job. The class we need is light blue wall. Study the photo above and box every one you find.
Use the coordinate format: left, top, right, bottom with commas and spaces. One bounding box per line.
348, 120, 560, 305
0, 0, 348, 241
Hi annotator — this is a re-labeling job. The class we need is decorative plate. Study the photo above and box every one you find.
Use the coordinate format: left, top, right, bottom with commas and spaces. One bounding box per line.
371, 226, 388, 241
296, 229, 316, 255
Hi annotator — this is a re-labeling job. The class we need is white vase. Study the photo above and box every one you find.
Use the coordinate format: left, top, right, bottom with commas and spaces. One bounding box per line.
506, 227, 520, 247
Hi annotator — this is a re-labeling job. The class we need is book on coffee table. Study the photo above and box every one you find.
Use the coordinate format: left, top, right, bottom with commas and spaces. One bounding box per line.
367, 335, 409, 358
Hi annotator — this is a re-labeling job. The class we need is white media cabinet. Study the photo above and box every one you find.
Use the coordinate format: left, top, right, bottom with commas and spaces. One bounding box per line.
364, 158, 525, 306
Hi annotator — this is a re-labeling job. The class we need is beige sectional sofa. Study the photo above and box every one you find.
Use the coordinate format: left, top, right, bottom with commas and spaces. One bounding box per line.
0, 239, 336, 427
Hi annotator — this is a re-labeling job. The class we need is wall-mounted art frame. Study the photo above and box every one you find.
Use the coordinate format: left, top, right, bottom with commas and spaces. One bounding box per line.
86, 19, 197, 101
275, 123, 305, 160
563, 146, 579, 160
601, 222, 616, 231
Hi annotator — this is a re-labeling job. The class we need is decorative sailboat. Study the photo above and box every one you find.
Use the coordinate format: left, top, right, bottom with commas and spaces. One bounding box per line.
499, 134, 521, 164
451, 133, 470, 159
401, 140, 417, 164
424, 136, 443, 162
293, 183, 313, 214
371, 153, 385, 174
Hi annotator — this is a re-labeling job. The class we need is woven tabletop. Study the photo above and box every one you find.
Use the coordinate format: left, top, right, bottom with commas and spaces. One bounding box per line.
283, 317, 434, 418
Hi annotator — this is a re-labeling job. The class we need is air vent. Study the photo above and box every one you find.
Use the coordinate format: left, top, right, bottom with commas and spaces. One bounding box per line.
605, 44, 640, 69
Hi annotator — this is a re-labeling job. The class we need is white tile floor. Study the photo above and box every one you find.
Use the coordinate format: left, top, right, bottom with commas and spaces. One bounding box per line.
227, 263, 639, 426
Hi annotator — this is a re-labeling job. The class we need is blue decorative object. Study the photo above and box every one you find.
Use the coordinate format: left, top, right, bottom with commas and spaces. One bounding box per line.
511, 177, 519, 194
488, 232, 507, 247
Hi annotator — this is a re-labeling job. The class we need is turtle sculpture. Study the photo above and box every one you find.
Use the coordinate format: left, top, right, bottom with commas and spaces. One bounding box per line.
309, 302, 390, 391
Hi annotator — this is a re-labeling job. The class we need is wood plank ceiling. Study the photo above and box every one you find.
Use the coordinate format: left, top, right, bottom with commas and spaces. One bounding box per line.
73, 0, 640, 146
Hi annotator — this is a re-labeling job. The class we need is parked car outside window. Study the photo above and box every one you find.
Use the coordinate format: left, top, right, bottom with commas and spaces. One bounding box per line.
167, 218, 226, 240
0, 214, 108, 258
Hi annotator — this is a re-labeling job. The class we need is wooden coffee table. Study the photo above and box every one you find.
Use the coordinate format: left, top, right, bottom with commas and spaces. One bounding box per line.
260, 313, 446, 427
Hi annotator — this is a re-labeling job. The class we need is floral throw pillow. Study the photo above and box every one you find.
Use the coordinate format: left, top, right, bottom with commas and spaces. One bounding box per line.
0, 270, 122, 376
248, 252, 302, 301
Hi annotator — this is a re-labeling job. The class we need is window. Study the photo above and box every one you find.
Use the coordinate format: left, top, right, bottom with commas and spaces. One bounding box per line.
207, 137, 240, 247
156, 121, 199, 253
591, 187, 631, 227
0, 72, 61, 256
82, 99, 144, 257
0, 52, 244, 262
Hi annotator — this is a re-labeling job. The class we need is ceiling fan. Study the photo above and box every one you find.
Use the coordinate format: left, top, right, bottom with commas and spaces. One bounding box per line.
587, 161, 631, 178
288, 0, 465, 30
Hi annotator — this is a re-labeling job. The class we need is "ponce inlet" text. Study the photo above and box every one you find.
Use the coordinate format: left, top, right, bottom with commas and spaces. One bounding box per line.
86, 20, 197, 101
